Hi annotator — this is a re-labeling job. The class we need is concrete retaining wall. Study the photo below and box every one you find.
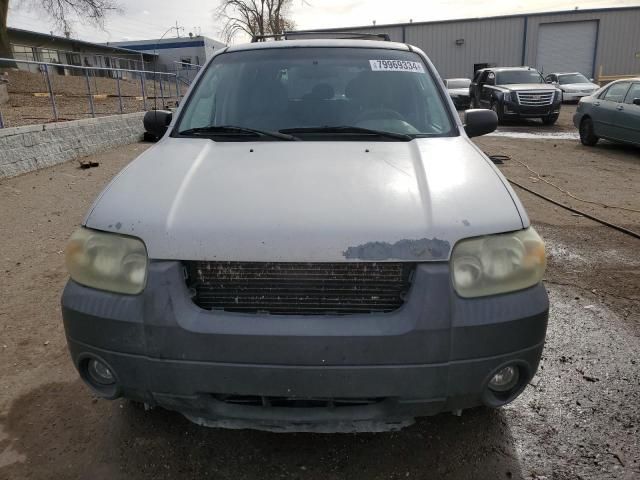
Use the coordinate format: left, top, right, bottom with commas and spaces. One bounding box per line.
0, 112, 146, 179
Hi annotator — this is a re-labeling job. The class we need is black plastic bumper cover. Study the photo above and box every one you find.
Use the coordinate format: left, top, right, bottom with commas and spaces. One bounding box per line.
61, 261, 549, 428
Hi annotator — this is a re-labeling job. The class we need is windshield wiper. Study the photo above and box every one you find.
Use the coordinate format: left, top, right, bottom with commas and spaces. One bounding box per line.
279, 126, 412, 141
179, 125, 298, 141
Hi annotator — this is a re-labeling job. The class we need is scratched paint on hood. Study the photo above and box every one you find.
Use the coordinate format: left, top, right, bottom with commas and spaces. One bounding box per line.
343, 238, 451, 261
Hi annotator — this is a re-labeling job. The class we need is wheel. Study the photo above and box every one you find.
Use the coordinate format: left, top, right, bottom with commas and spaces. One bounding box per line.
579, 117, 599, 146
490, 101, 503, 124
542, 114, 559, 126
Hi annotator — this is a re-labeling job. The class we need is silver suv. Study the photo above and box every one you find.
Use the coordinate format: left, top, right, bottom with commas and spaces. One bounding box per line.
61, 38, 548, 432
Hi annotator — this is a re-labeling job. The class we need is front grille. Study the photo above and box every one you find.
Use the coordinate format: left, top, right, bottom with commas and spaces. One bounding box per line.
213, 394, 385, 408
516, 91, 555, 106
185, 261, 414, 315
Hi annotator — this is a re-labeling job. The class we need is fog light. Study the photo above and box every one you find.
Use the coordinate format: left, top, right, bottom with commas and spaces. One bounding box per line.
488, 366, 519, 392
87, 358, 115, 386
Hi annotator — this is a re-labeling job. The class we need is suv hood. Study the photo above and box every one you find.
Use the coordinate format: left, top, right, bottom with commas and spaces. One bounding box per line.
560, 82, 598, 91
501, 84, 558, 92
85, 138, 525, 262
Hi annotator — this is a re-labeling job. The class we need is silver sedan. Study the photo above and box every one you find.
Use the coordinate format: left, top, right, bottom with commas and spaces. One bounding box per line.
573, 78, 640, 147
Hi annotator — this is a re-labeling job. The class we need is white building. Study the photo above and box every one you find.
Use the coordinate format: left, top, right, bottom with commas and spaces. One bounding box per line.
107, 35, 226, 80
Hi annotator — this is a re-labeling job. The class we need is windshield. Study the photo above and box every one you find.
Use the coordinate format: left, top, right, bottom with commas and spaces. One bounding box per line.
559, 73, 589, 84
446, 79, 471, 89
176, 47, 453, 140
496, 70, 544, 85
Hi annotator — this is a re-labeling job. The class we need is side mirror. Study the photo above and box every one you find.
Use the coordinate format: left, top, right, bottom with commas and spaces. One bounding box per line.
464, 109, 498, 138
143, 110, 172, 140
633, 98, 640, 106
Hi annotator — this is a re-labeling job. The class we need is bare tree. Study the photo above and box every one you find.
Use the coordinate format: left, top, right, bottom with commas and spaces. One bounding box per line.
1, 0, 120, 65
217, 0, 295, 43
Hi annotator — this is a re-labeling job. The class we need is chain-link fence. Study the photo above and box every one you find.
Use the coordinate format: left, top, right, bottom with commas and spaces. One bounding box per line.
0, 58, 195, 128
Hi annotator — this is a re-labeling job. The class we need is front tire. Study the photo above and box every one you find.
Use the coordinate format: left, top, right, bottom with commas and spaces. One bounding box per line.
542, 114, 559, 126
579, 117, 599, 146
490, 101, 504, 125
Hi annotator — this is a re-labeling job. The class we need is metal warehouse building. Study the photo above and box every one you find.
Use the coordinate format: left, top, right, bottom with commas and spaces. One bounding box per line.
321, 6, 640, 81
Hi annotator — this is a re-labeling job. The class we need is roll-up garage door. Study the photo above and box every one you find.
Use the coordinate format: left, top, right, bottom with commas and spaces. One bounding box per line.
536, 21, 598, 77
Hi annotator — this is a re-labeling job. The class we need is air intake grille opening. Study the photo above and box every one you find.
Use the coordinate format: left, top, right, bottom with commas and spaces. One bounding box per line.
516, 91, 555, 106
185, 261, 414, 315
213, 394, 385, 408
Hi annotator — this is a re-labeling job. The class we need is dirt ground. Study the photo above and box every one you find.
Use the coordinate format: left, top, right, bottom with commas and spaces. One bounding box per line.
0, 126, 639, 479
0, 70, 187, 127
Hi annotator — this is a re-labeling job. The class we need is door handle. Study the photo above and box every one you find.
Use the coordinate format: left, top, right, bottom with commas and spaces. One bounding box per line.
616, 105, 624, 111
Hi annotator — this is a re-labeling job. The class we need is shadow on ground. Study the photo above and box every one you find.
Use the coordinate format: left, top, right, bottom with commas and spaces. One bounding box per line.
0, 380, 523, 480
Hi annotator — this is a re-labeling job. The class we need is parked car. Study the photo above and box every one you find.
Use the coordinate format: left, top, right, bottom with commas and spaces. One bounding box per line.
61, 38, 549, 433
545, 72, 599, 102
574, 78, 640, 147
470, 66, 562, 125
444, 78, 472, 109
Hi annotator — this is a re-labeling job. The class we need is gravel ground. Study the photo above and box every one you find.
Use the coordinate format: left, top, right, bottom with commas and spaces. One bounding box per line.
0, 132, 638, 479
0, 70, 187, 127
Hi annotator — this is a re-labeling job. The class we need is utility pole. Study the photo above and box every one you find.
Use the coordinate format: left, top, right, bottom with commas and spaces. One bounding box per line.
175, 21, 181, 38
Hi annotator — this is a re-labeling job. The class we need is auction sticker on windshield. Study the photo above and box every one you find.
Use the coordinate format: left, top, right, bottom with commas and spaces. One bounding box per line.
369, 59, 425, 73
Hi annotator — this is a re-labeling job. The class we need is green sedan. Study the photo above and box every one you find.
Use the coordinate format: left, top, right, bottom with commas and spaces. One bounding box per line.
574, 78, 640, 147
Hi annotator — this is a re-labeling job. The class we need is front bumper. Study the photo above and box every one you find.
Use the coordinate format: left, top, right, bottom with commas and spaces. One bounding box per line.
502, 99, 561, 118
61, 261, 549, 432
562, 91, 594, 102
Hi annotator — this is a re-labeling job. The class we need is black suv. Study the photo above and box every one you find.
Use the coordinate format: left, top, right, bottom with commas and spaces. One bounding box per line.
470, 67, 561, 125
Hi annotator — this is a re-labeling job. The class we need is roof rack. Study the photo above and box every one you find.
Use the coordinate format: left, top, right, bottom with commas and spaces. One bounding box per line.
251, 31, 391, 43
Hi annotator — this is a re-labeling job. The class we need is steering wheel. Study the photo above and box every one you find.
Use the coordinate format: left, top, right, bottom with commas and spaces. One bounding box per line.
355, 108, 406, 124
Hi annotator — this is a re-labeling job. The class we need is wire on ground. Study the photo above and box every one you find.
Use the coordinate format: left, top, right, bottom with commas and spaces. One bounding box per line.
485, 153, 640, 240
508, 179, 640, 240
510, 156, 640, 214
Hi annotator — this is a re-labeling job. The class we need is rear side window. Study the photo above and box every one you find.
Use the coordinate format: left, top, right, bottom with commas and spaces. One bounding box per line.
624, 83, 640, 104
602, 82, 630, 102
177, 47, 454, 138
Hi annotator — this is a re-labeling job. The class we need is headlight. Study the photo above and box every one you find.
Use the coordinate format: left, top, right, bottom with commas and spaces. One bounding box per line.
451, 228, 546, 298
65, 227, 148, 294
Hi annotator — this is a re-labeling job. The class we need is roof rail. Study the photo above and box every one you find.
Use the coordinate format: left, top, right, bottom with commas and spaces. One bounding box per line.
251, 31, 391, 43
251, 34, 282, 42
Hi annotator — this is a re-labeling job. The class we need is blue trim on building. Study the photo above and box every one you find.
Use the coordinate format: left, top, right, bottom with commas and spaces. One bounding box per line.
521, 16, 528, 65
592, 19, 600, 79
117, 40, 205, 51
322, 5, 640, 30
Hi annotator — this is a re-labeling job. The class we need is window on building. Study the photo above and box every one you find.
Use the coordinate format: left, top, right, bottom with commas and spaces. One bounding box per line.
65, 53, 82, 66
38, 48, 60, 64
180, 57, 193, 68
11, 45, 36, 62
